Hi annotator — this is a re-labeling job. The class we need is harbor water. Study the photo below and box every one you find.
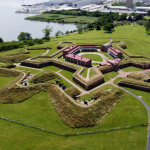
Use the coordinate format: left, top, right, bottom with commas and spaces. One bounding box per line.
0, 0, 77, 42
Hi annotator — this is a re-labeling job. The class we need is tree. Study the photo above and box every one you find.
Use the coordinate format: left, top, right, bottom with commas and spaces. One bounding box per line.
55, 31, 63, 38
76, 24, 83, 34
87, 23, 94, 30
103, 23, 114, 31
117, 13, 127, 21
27, 40, 34, 46
17, 32, 32, 42
26, 33, 32, 40
0, 38, 3, 43
147, 10, 150, 16
144, 21, 150, 33
18, 32, 26, 42
96, 25, 101, 30
128, 16, 132, 21
65, 31, 70, 36
135, 14, 143, 21
42, 26, 52, 41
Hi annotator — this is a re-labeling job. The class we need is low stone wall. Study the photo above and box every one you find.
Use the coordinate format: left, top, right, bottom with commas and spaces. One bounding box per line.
118, 82, 150, 92
118, 62, 130, 69
51, 62, 76, 72
118, 62, 150, 69
73, 76, 104, 90
27, 47, 51, 50
21, 60, 76, 72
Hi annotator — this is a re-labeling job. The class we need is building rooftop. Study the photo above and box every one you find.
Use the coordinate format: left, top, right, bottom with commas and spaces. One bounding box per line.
109, 47, 121, 54
63, 45, 79, 52
107, 58, 121, 65
66, 54, 91, 62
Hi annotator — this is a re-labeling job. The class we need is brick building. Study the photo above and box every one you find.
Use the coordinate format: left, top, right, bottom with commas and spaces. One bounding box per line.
65, 54, 92, 67
100, 43, 112, 52
99, 58, 121, 70
80, 45, 97, 52
63, 45, 80, 58
108, 47, 122, 59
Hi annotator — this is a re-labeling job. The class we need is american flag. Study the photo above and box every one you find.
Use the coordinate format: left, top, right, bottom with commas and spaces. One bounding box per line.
109, 37, 112, 42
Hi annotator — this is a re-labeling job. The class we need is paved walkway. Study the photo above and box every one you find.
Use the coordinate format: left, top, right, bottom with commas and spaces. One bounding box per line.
77, 52, 107, 62
42, 49, 49, 56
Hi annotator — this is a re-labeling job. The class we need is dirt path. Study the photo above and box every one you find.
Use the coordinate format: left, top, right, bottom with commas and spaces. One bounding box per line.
86, 68, 91, 81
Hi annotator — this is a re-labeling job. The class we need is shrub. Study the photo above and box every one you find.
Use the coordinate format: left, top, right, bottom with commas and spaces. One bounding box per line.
1, 63, 16, 68
65, 86, 81, 97
27, 40, 34, 46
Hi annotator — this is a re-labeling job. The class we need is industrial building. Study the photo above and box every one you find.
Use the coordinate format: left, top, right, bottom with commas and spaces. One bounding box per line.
43, 0, 101, 8
126, 0, 133, 8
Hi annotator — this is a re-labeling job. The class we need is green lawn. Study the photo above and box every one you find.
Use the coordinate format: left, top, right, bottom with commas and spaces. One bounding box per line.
59, 70, 85, 90
89, 68, 95, 78
130, 58, 150, 62
81, 67, 88, 78
0, 76, 15, 88
1, 24, 150, 61
121, 66, 144, 72
27, 50, 46, 57
104, 71, 119, 82
113, 77, 124, 85
120, 86, 150, 107
15, 67, 41, 74
42, 65, 62, 72
0, 91, 147, 149
81, 54, 103, 62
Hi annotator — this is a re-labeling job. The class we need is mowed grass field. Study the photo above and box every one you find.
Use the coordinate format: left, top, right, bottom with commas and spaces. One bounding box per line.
16, 24, 150, 58
81, 54, 103, 62
0, 89, 148, 150
1, 24, 150, 59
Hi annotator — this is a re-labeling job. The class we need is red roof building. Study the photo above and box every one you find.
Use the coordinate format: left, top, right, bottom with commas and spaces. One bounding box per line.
65, 54, 92, 67
63, 45, 80, 58
99, 58, 121, 70
108, 47, 122, 59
